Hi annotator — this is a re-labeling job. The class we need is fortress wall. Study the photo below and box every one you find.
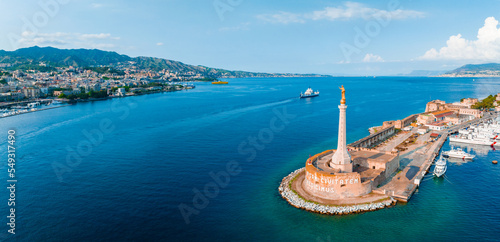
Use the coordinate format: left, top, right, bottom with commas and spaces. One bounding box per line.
385, 154, 400, 179
304, 157, 372, 199
349, 125, 395, 148
303, 171, 372, 200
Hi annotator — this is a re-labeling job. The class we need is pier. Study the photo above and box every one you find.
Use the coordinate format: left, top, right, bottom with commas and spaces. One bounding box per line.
0, 99, 55, 108
372, 113, 495, 202
280, 110, 497, 213
280, 84, 498, 214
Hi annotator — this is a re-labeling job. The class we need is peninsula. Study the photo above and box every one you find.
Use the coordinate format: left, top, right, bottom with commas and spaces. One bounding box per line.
279, 87, 497, 215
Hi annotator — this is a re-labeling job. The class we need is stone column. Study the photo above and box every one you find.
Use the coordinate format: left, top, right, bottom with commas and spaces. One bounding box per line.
330, 100, 353, 172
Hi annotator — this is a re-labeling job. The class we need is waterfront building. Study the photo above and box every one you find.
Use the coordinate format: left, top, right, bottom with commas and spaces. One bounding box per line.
446, 102, 471, 111
417, 126, 429, 135
462, 98, 479, 106
428, 122, 447, 131
53, 90, 72, 97
418, 110, 455, 125
459, 108, 481, 118
21, 88, 41, 99
382, 114, 418, 129
425, 100, 446, 112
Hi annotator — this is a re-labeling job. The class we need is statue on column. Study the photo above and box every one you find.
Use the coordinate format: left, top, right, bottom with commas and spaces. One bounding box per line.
339, 85, 346, 104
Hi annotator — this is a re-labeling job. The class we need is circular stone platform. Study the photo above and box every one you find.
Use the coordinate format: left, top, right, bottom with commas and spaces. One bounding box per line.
279, 168, 396, 215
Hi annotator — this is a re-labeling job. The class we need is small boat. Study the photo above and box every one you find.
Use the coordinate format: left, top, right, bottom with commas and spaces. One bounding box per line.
442, 147, 475, 160
300, 87, 319, 98
212, 80, 228, 85
433, 155, 447, 177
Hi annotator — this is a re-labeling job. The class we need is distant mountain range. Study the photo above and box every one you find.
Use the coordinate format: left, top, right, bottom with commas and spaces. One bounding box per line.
401, 63, 500, 77
441, 63, 500, 77
400, 70, 447, 76
0, 46, 326, 78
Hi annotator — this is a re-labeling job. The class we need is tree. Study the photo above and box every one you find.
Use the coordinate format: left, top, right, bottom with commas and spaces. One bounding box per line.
58, 93, 67, 98
472, 95, 496, 110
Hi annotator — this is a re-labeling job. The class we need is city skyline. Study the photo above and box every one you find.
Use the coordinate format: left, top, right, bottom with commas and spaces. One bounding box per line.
2, 0, 500, 75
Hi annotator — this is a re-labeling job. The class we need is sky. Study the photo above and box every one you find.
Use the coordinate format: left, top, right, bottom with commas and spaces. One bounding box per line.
2, 0, 500, 75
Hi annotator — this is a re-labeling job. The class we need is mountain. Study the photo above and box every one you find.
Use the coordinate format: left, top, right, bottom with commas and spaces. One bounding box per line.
0, 46, 326, 78
401, 70, 446, 76
0, 46, 131, 67
442, 63, 500, 76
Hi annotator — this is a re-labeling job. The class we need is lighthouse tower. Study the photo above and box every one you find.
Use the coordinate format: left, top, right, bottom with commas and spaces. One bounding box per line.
330, 85, 353, 173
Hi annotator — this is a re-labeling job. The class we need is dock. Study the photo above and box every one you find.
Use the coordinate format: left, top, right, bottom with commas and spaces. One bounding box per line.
0, 104, 71, 119
372, 114, 495, 202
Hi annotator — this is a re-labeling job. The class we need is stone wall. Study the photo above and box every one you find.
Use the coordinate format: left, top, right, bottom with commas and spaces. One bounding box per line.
303, 151, 372, 200
349, 125, 395, 148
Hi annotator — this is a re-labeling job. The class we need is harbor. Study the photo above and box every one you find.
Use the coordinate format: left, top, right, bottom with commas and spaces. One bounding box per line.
280, 88, 500, 214
373, 114, 495, 202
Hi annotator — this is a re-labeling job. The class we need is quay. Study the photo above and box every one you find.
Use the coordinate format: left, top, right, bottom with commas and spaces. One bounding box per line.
279, 86, 498, 214
0, 99, 55, 108
0, 104, 72, 119
373, 113, 495, 202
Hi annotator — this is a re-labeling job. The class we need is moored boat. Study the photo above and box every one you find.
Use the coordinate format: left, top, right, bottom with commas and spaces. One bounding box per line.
433, 155, 447, 177
442, 147, 475, 160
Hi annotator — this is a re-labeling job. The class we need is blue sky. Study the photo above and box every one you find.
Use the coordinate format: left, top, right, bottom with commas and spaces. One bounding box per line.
2, 0, 500, 75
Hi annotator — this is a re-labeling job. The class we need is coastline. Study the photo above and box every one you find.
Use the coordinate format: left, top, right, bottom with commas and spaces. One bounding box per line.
0, 104, 72, 119
0, 88, 192, 119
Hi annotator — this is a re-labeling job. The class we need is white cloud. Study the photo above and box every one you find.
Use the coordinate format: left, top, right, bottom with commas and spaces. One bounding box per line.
309, 2, 424, 21
156, 42, 164, 46
219, 22, 251, 32
362, 53, 384, 62
420, 17, 500, 61
257, 12, 305, 24
257, 2, 424, 24
17, 31, 120, 50
91, 3, 104, 8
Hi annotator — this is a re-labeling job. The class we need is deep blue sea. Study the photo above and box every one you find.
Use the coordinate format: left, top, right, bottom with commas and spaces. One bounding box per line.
1, 77, 500, 241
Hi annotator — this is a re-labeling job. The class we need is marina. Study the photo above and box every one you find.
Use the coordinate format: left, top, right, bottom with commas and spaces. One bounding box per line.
0, 99, 70, 119
281, 86, 499, 209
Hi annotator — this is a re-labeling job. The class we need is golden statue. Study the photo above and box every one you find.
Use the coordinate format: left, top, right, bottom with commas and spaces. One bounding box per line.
339, 85, 346, 104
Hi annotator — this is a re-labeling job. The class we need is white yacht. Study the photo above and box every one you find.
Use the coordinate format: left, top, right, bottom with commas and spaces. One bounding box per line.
449, 133, 500, 146
27, 102, 40, 108
442, 147, 475, 160
300, 87, 319, 98
433, 155, 447, 177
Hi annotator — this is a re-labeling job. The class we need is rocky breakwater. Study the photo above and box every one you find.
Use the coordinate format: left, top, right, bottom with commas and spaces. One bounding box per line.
279, 168, 397, 215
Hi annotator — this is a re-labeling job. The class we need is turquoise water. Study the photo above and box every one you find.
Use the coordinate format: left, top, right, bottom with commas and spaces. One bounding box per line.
1, 77, 500, 241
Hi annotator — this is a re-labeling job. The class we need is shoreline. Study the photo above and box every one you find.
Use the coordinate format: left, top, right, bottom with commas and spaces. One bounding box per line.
0, 104, 72, 119
0, 88, 192, 119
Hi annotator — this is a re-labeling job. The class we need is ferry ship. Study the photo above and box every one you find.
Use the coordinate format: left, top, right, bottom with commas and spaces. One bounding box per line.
433, 155, 447, 177
442, 147, 475, 160
300, 87, 319, 98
